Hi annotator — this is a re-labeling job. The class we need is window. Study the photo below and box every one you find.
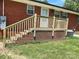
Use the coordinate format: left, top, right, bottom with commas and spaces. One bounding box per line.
61, 12, 68, 18
27, 5, 35, 15
54, 11, 60, 17
54, 11, 68, 18
41, 8, 49, 17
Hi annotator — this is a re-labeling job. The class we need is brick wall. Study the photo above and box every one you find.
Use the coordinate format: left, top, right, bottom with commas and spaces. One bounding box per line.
0, 0, 3, 16
68, 13, 78, 30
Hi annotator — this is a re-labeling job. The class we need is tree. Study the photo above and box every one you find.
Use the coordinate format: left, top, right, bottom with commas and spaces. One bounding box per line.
64, 0, 79, 11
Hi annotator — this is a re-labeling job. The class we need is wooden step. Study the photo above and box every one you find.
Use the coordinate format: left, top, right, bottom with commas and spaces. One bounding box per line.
6, 40, 15, 43
10, 36, 17, 41
16, 34, 22, 38
15, 32, 34, 44
20, 32, 25, 35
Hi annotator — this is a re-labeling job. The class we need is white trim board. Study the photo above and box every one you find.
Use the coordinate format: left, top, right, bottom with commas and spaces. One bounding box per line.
12, 0, 79, 15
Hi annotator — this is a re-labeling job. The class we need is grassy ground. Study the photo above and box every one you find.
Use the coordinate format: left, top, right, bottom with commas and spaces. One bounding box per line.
7, 37, 79, 59
0, 54, 11, 59
0, 55, 6, 59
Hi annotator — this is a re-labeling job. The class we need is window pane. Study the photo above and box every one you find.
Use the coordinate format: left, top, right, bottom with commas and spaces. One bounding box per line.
54, 11, 68, 18
28, 5, 34, 10
54, 11, 60, 17
41, 8, 48, 16
61, 12, 68, 18
28, 10, 34, 15
27, 5, 34, 15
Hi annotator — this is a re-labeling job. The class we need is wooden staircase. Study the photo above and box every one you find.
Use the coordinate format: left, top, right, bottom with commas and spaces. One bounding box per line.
3, 14, 37, 44
2, 14, 69, 44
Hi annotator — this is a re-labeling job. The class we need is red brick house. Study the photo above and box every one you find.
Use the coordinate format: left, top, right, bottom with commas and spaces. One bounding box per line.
0, 0, 79, 44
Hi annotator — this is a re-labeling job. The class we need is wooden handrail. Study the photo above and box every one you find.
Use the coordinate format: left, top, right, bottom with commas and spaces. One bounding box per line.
4, 15, 34, 29
3, 14, 36, 43
38, 15, 53, 18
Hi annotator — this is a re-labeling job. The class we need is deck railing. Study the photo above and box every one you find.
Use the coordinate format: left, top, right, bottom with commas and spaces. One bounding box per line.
55, 17, 68, 30
3, 14, 37, 43
3, 14, 69, 44
37, 16, 68, 29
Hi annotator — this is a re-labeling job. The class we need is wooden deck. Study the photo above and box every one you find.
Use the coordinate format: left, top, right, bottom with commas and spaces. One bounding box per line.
2, 14, 69, 44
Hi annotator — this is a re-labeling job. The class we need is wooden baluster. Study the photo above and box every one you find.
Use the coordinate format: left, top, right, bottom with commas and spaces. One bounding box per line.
38, 16, 40, 28
62, 21, 64, 29
36, 16, 38, 28
25, 20, 27, 30
19, 23, 21, 33
7, 28, 9, 39
19, 22, 23, 37
60, 20, 63, 29
26, 20, 28, 30
17, 23, 19, 34
12, 26, 14, 36
21, 22, 23, 32
14, 25, 17, 36
29, 19, 31, 29
16, 24, 19, 34
57, 20, 60, 29
9, 27, 12, 38
32, 18, 34, 28
27, 19, 29, 30
27, 19, 28, 30
59, 20, 61, 29
31, 18, 32, 28
31, 18, 33, 28
23, 20, 26, 35
63, 21, 66, 29
24, 20, 26, 31
52, 16, 55, 38
32, 17, 34, 28
19, 23, 22, 32
30, 17, 33, 28
29, 19, 30, 29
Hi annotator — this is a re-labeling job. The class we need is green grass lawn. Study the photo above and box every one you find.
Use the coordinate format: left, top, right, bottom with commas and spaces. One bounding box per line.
0, 55, 6, 59
7, 37, 79, 59
0, 54, 11, 59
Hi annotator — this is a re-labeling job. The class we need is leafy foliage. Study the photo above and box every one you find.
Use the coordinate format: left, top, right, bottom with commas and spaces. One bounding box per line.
64, 0, 79, 11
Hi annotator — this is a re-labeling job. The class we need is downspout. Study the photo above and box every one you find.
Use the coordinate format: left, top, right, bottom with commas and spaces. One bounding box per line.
2, 0, 6, 48
3, 0, 4, 16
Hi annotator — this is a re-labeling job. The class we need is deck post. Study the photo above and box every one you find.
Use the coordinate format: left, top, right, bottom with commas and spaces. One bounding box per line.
52, 16, 55, 38
65, 18, 69, 36
34, 14, 37, 40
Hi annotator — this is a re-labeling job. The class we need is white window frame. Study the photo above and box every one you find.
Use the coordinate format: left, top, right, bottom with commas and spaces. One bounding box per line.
27, 5, 35, 15
54, 11, 60, 17
41, 7, 49, 17
54, 11, 68, 18
40, 7, 49, 27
